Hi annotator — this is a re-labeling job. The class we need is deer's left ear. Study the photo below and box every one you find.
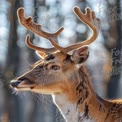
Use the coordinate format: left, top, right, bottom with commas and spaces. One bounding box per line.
71, 46, 89, 64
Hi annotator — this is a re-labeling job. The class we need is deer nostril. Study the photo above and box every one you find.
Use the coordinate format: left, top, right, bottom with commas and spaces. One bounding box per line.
10, 77, 35, 88
10, 80, 22, 88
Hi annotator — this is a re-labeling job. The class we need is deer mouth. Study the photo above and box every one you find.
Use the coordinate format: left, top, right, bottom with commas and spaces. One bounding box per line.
10, 77, 36, 90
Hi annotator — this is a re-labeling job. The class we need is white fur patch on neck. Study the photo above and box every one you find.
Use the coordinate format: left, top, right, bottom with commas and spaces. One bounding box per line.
52, 94, 95, 122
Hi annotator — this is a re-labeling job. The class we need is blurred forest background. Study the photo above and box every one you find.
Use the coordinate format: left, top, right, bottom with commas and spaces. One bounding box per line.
0, 0, 122, 122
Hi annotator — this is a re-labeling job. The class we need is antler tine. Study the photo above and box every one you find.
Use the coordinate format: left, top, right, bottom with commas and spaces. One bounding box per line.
62, 6, 101, 53
17, 7, 66, 53
25, 35, 57, 54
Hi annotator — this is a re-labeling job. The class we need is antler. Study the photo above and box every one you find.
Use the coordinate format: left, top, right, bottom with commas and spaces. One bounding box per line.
17, 7, 101, 54
60, 7, 101, 53
17, 8, 65, 54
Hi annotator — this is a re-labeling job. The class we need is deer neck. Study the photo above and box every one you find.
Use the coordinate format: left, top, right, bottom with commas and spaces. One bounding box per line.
52, 66, 109, 122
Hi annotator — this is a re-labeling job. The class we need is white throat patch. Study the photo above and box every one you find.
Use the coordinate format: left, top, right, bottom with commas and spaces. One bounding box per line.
52, 94, 95, 122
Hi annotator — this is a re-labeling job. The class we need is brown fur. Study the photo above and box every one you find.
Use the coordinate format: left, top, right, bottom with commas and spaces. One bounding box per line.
11, 51, 122, 122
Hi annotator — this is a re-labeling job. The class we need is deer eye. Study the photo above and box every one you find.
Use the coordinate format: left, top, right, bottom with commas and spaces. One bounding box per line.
51, 65, 60, 70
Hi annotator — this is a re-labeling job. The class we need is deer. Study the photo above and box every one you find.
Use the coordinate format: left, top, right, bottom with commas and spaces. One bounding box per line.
10, 6, 122, 122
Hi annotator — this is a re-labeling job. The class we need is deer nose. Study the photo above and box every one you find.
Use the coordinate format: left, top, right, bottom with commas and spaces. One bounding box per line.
10, 80, 22, 88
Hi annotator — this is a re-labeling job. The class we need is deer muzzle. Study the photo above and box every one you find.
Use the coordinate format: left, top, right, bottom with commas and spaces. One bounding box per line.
10, 77, 36, 90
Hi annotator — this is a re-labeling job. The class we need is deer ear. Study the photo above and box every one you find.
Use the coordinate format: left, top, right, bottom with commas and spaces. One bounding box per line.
71, 46, 89, 64
36, 51, 46, 59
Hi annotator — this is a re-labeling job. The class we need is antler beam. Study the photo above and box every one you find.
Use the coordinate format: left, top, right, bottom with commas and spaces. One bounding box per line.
62, 7, 101, 53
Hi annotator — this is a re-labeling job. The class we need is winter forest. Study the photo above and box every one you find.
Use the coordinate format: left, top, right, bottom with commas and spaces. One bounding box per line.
0, 0, 122, 122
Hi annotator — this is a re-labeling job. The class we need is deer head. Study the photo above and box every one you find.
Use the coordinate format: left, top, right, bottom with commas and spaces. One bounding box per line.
10, 6, 101, 95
